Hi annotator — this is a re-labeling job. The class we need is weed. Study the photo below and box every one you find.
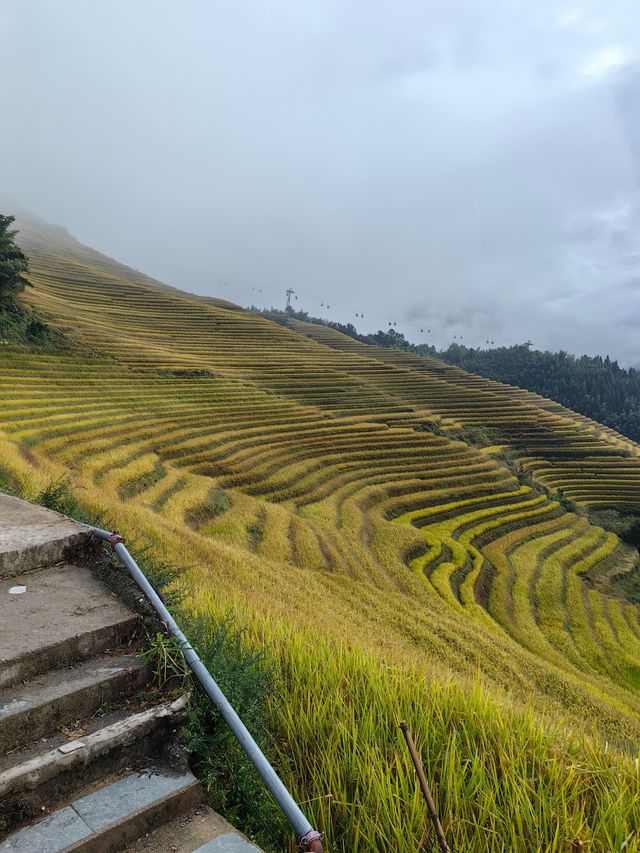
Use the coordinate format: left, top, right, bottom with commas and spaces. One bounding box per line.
141, 632, 189, 689
0, 464, 19, 496
121, 540, 187, 609
34, 473, 79, 515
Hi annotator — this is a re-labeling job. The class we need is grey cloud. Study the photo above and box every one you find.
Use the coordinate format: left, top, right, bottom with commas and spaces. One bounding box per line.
2, 1, 640, 362
615, 62, 640, 178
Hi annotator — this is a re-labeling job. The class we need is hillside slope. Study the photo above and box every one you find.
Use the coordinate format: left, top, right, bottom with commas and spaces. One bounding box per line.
1, 217, 639, 851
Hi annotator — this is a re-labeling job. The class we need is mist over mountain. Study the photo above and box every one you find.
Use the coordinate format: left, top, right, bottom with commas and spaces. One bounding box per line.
2, 1, 640, 364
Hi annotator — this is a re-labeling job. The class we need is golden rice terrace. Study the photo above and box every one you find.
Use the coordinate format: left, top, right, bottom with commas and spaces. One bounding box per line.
1, 217, 639, 851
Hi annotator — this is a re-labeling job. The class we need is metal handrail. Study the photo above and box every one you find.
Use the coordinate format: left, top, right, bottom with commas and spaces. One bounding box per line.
92, 526, 324, 852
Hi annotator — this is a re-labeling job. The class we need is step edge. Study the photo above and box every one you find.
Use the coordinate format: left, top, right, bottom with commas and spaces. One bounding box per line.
62, 778, 202, 853
0, 657, 152, 755
0, 615, 142, 689
0, 696, 189, 799
0, 530, 91, 580
0, 772, 201, 852
0, 652, 148, 716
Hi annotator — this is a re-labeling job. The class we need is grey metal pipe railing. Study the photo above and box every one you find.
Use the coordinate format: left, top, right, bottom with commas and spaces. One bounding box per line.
92, 526, 323, 852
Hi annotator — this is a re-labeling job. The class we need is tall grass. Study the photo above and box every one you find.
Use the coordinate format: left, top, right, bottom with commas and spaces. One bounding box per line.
268, 631, 639, 852
181, 585, 639, 853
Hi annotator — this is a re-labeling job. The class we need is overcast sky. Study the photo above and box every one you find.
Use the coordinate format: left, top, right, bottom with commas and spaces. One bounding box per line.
2, 1, 640, 364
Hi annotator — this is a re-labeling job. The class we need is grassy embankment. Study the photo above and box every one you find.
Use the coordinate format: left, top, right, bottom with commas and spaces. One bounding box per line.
0, 217, 638, 850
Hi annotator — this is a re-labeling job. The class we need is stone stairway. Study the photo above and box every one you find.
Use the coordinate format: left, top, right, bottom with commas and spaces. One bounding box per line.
0, 494, 262, 852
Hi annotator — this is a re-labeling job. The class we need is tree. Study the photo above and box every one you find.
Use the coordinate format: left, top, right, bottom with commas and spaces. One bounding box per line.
0, 215, 29, 306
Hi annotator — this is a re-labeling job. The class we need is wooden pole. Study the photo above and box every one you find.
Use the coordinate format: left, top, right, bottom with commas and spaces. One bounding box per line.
399, 721, 451, 853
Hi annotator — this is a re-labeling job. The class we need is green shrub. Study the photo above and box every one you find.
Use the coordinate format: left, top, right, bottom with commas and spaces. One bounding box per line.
587, 507, 640, 547
0, 305, 63, 347
184, 617, 288, 851
458, 424, 505, 448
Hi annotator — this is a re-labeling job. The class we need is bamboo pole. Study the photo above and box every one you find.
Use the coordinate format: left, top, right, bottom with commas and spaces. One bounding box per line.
399, 721, 450, 853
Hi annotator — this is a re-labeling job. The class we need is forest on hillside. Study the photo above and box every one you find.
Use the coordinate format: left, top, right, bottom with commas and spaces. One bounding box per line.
444, 343, 640, 443
261, 309, 640, 444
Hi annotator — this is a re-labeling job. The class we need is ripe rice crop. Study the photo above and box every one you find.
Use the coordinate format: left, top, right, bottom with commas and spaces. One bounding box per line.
0, 218, 638, 849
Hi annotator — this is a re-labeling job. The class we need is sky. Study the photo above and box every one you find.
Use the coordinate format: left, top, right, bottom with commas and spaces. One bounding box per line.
2, 1, 640, 364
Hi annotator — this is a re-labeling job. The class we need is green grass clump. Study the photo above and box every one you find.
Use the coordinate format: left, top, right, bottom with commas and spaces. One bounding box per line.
7, 470, 98, 526
0, 464, 19, 496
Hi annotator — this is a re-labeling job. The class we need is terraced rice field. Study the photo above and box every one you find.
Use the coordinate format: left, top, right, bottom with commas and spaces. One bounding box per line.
1, 218, 639, 851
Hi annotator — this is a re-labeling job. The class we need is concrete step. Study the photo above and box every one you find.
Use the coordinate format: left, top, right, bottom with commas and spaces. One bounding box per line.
0, 563, 141, 689
0, 652, 150, 754
0, 495, 89, 579
0, 767, 202, 852
0, 696, 188, 833
194, 837, 263, 852
125, 804, 264, 852
0, 496, 264, 851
